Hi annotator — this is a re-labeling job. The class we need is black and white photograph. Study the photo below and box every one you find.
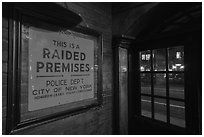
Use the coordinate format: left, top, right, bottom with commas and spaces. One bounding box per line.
2, 1, 202, 135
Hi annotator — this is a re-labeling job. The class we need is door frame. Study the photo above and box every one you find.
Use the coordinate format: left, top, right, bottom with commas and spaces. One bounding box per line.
128, 31, 202, 134
112, 35, 135, 135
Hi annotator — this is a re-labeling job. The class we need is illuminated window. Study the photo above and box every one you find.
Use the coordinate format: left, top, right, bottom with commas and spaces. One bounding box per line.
142, 54, 146, 60
146, 54, 150, 60
141, 53, 151, 61
176, 52, 181, 59
140, 50, 151, 71
139, 46, 185, 128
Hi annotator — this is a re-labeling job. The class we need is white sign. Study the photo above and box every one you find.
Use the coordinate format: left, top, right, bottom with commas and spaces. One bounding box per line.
27, 27, 94, 111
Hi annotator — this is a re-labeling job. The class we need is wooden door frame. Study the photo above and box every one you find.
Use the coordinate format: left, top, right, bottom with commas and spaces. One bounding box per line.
112, 35, 135, 135
128, 31, 202, 134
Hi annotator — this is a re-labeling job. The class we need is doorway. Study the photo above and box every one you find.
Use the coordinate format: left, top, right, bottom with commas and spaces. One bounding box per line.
113, 32, 201, 135
127, 33, 201, 134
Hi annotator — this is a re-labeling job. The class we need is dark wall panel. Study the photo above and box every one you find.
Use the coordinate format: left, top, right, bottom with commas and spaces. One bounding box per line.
2, 10, 8, 134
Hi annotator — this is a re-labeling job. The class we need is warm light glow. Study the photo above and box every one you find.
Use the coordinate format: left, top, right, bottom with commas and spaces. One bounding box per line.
146, 54, 150, 60
176, 51, 181, 59
175, 64, 181, 66
142, 54, 145, 60
140, 66, 144, 71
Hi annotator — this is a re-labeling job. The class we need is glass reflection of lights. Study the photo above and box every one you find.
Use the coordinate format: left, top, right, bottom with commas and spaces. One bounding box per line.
176, 52, 181, 59
140, 66, 145, 71
32, 86, 35, 90
121, 66, 127, 72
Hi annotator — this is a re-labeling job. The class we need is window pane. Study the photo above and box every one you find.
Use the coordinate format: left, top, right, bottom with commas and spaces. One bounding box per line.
169, 73, 184, 99
170, 100, 185, 128
153, 48, 166, 71
140, 50, 151, 71
141, 73, 151, 95
168, 46, 184, 71
154, 98, 166, 122
154, 73, 166, 97
141, 96, 151, 118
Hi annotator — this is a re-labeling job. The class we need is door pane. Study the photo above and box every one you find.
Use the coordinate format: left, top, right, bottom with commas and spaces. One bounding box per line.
154, 73, 166, 97
154, 98, 166, 122
141, 73, 151, 95
140, 50, 151, 71
170, 100, 185, 127
141, 96, 152, 118
169, 73, 184, 99
153, 48, 166, 71
168, 46, 184, 71
139, 46, 185, 127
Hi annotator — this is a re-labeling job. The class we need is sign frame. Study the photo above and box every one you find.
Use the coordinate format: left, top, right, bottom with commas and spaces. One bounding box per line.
6, 3, 103, 134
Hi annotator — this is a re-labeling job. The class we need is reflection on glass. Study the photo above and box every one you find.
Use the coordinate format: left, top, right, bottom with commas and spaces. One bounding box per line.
140, 50, 151, 71
169, 73, 184, 99
154, 98, 167, 122
168, 46, 184, 71
153, 48, 166, 71
154, 74, 166, 96
170, 100, 185, 128
141, 96, 151, 118
141, 73, 151, 94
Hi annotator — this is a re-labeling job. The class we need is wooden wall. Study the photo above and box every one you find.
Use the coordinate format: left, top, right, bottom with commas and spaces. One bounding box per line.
2, 4, 8, 135
2, 2, 113, 135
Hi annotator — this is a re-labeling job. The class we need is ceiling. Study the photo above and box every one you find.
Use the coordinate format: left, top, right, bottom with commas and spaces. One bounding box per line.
112, 2, 202, 40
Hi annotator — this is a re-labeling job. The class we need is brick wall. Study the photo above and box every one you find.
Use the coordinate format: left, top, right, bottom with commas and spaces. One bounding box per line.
2, 2, 113, 135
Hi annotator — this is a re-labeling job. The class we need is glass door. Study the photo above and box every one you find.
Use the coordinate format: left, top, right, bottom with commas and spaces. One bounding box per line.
139, 46, 185, 128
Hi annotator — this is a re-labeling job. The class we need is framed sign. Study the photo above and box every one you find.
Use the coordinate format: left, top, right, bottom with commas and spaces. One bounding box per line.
27, 22, 95, 111
6, 3, 102, 134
